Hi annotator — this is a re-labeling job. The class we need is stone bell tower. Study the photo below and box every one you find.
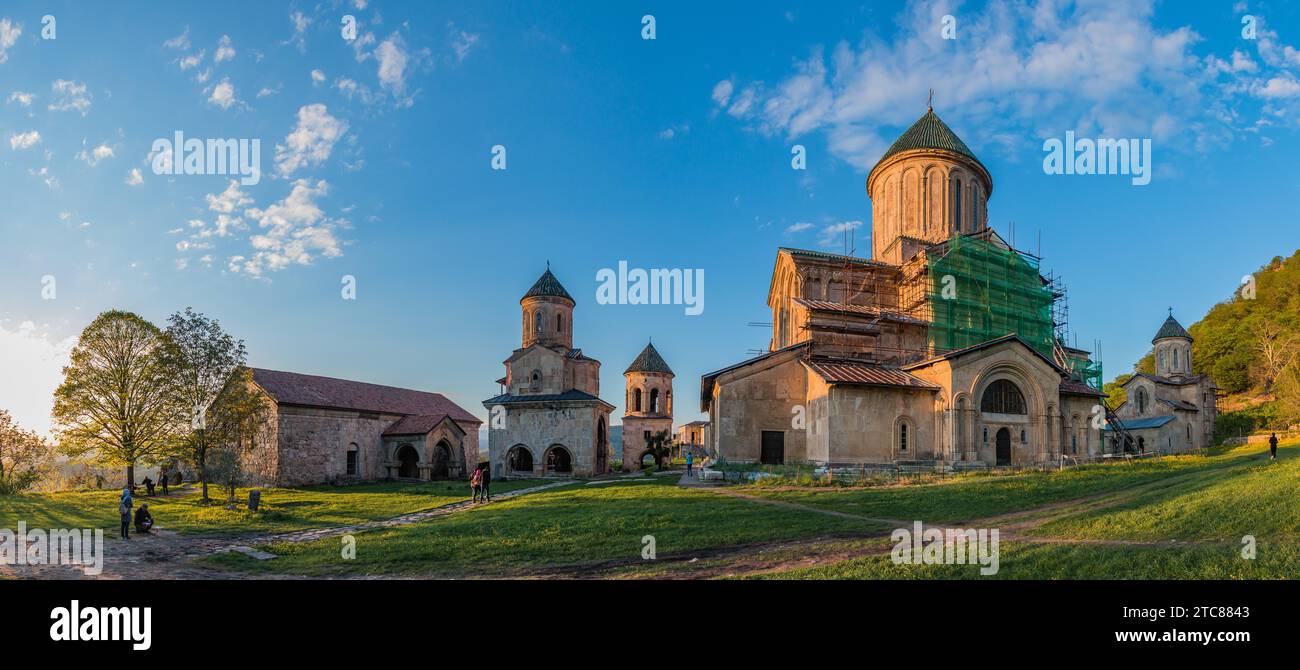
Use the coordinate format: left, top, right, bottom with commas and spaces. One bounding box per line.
621, 341, 674, 470
520, 263, 575, 351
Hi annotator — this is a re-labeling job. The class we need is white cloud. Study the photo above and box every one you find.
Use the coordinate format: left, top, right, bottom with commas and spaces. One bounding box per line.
204, 179, 253, 237
9, 130, 40, 149
76, 142, 114, 166
125, 167, 144, 185
711, 80, 734, 107
450, 26, 479, 63
275, 104, 348, 176
163, 27, 191, 50
817, 220, 863, 247
178, 51, 204, 70
784, 222, 814, 234
48, 79, 92, 115
714, 2, 1260, 169
208, 78, 238, 109
7, 90, 33, 106
0, 18, 20, 64
257, 85, 281, 98
1256, 75, 1300, 99
232, 179, 344, 277
286, 11, 311, 52
0, 321, 75, 437
311, 69, 326, 85
375, 33, 409, 94
215, 34, 235, 63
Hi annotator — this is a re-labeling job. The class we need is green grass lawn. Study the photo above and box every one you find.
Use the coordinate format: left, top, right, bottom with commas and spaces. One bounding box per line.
1, 478, 545, 537
749, 539, 1300, 580
1033, 445, 1300, 541
731, 443, 1278, 524
202, 476, 878, 577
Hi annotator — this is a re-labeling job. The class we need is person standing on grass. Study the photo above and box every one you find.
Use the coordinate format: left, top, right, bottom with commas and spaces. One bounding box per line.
480, 463, 492, 502
470, 466, 482, 503
686, 450, 694, 477
118, 488, 132, 540
1270, 433, 1279, 460
160, 473, 169, 496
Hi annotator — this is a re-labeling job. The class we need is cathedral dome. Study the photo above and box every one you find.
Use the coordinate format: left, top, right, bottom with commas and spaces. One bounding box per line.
1152, 314, 1192, 343
521, 268, 574, 304
876, 108, 984, 170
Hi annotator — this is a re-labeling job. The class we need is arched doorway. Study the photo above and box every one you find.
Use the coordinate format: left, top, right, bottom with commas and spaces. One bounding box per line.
640, 451, 656, 470
995, 428, 1011, 466
595, 419, 608, 474
431, 441, 451, 479
508, 445, 533, 473
396, 444, 419, 478
545, 445, 573, 474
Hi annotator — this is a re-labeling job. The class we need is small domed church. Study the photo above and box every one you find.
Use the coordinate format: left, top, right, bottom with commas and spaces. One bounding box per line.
1106, 312, 1219, 453
700, 105, 1146, 467
484, 267, 615, 478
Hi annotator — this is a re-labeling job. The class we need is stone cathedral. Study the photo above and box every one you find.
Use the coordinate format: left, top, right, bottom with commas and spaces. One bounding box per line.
700, 105, 1153, 467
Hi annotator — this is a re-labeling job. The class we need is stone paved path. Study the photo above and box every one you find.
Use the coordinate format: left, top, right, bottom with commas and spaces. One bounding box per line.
2, 480, 575, 580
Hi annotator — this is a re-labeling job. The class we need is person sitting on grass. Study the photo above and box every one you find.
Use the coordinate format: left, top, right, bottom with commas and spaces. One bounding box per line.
470, 466, 482, 503
134, 503, 154, 534
480, 463, 492, 502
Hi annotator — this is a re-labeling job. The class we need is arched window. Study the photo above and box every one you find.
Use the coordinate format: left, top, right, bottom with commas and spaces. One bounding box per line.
1157, 349, 1164, 370
983, 427, 988, 443
1071, 434, 1077, 454
556, 313, 563, 333
1135, 387, 1148, 414
530, 370, 541, 392
898, 422, 909, 453
952, 178, 963, 232
535, 311, 543, 335
650, 388, 660, 413
633, 388, 642, 412
980, 379, 1026, 414
1020, 428, 1027, 443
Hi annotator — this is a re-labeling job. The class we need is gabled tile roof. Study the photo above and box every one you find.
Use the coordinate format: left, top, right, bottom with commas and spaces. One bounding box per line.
250, 368, 480, 424
803, 358, 939, 390
482, 389, 613, 408
383, 414, 467, 437
1105, 415, 1175, 431
901, 334, 1065, 374
625, 342, 673, 375
1060, 379, 1105, 397
779, 247, 894, 268
1158, 397, 1199, 412
792, 298, 928, 325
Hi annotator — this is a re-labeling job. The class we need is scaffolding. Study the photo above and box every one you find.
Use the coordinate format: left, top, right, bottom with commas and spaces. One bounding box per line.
921, 234, 1056, 360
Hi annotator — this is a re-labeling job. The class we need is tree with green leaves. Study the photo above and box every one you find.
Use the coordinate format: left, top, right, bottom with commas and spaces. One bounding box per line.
0, 409, 53, 495
53, 310, 184, 488
203, 367, 274, 504
165, 307, 248, 502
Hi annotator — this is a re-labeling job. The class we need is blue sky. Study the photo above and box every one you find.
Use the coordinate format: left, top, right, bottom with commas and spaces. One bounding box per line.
2, 0, 1299, 435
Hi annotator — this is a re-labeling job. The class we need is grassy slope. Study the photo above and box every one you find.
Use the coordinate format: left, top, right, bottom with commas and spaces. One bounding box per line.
0, 479, 544, 536
203, 477, 876, 577
731, 446, 1260, 523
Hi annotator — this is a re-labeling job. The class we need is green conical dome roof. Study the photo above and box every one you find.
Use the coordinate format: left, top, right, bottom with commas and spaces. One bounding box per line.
625, 342, 673, 375
1152, 314, 1192, 343
877, 108, 983, 168
522, 268, 573, 303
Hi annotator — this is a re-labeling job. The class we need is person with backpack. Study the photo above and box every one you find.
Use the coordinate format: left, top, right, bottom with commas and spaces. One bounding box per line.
470, 466, 483, 503
480, 463, 492, 502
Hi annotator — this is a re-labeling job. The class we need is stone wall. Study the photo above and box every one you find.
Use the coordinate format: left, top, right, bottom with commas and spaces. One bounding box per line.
272, 406, 399, 486
488, 403, 609, 477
